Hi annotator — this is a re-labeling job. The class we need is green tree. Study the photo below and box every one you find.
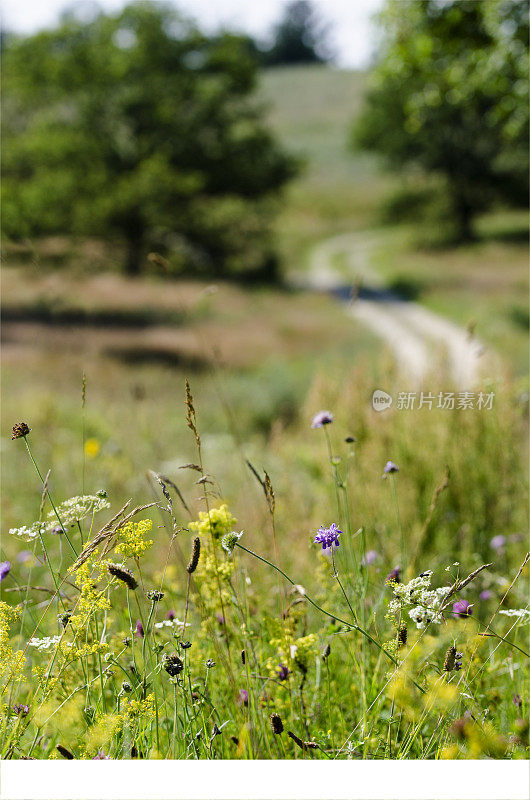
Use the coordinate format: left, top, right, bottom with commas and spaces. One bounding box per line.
264, 1, 333, 66
2, 3, 298, 277
353, 0, 529, 240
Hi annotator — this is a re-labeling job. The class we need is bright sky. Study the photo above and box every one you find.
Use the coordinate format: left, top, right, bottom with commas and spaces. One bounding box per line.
0, 0, 384, 68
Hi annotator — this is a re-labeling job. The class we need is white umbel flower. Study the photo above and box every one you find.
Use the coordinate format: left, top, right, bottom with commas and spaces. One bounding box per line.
28, 635, 62, 651
47, 494, 110, 527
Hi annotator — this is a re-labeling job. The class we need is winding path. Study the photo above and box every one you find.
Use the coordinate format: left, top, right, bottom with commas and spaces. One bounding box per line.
305, 231, 489, 387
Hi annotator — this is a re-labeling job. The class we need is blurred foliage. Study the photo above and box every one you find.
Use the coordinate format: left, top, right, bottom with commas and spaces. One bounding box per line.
352, 0, 529, 241
261, 1, 333, 66
2, 2, 299, 278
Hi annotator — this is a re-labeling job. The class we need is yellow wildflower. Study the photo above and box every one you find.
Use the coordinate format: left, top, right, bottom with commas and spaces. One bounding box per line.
189, 504, 237, 542
115, 519, 153, 560
84, 438, 100, 459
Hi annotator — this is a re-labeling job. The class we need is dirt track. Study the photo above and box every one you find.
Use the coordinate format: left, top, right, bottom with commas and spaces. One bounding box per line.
307, 231, 490, 387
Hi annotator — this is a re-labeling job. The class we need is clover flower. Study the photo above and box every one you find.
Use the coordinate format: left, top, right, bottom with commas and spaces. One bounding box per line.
386, 566, 401, 584
0, 562, 10, 582
221, 530, 243, 555
276, 663, 289, 681
238, 689, 249, 706
361, 550, 378, 566
452, 599, 473, 618
490, 535, 507, 551
383, 461, 399, 475
311, 410, 333, 428
314, 523, 342, 552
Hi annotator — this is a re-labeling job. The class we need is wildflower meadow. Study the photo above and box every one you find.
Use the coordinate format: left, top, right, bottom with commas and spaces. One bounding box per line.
1, 373, 528, 764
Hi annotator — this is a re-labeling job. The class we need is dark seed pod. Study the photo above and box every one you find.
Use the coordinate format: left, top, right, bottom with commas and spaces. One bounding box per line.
444, 645, 457, 672
108, 563, 138, 591
187, 537, 201, 574
231, 735, 239, 745
287, 730, 306, 750
163, 654, 184, 677
270, 713, 283, 735
56, 744, 75, 759
322, 644, 331, 660
397, 625, 407, 648
241, 649, 246, 665
11, 422, 30, 440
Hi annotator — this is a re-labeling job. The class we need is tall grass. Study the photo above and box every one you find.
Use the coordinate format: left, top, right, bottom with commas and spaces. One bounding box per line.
0, 365, 528, 760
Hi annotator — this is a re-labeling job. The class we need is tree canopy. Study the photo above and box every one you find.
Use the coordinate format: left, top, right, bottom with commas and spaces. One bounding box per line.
263, 1, 333, 66
2, 3, 298, 277
352, 0, 529, 240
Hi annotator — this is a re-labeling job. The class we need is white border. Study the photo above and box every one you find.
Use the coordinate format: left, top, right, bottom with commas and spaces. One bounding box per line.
1, 760, 529, 800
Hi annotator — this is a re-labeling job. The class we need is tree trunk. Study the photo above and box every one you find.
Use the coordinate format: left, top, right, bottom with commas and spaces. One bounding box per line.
452, 190, 475, 243
125, 228, 144, 276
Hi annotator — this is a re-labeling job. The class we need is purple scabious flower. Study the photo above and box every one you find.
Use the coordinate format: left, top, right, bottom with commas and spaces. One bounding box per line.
452, 599, 473, 618
92, 750, 110, 760
276, 663, 289, 681
386, 565, 401, 584
238, 689, 249, 706
361, 550, 378, 566
13, 703, 29, 717
490, 535, 506, 551
134, 620, 144, 638
383, 461, 399, 475
480, 590, 493, 601
314, 523, 342, 552
0, 562, 11, 582
311, 410, 333, 429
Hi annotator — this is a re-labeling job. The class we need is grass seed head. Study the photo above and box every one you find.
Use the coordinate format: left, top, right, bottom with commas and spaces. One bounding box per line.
187, 536, 201, 574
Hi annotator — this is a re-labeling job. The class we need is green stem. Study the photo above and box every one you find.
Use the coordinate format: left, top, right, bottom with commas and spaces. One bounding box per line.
235, 542, 425, 694
24, 438, 78, 557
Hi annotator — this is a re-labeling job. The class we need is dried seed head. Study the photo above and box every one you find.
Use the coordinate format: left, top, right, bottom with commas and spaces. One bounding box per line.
241, 649, 246, 665
322, 643, 331, 660
163, 654, 184, 677
56, 744, 75, 759
397, 625, 408, 648
121, 681, 132, 693
444, 645, 457, 672
11, 422, 30, 440
270, 712, 283, 735
146, 590, 164, 602
287, 730, 306, 750
108, 563, 138, 591
187, 536, 201, 574
57, 610, 72, 629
